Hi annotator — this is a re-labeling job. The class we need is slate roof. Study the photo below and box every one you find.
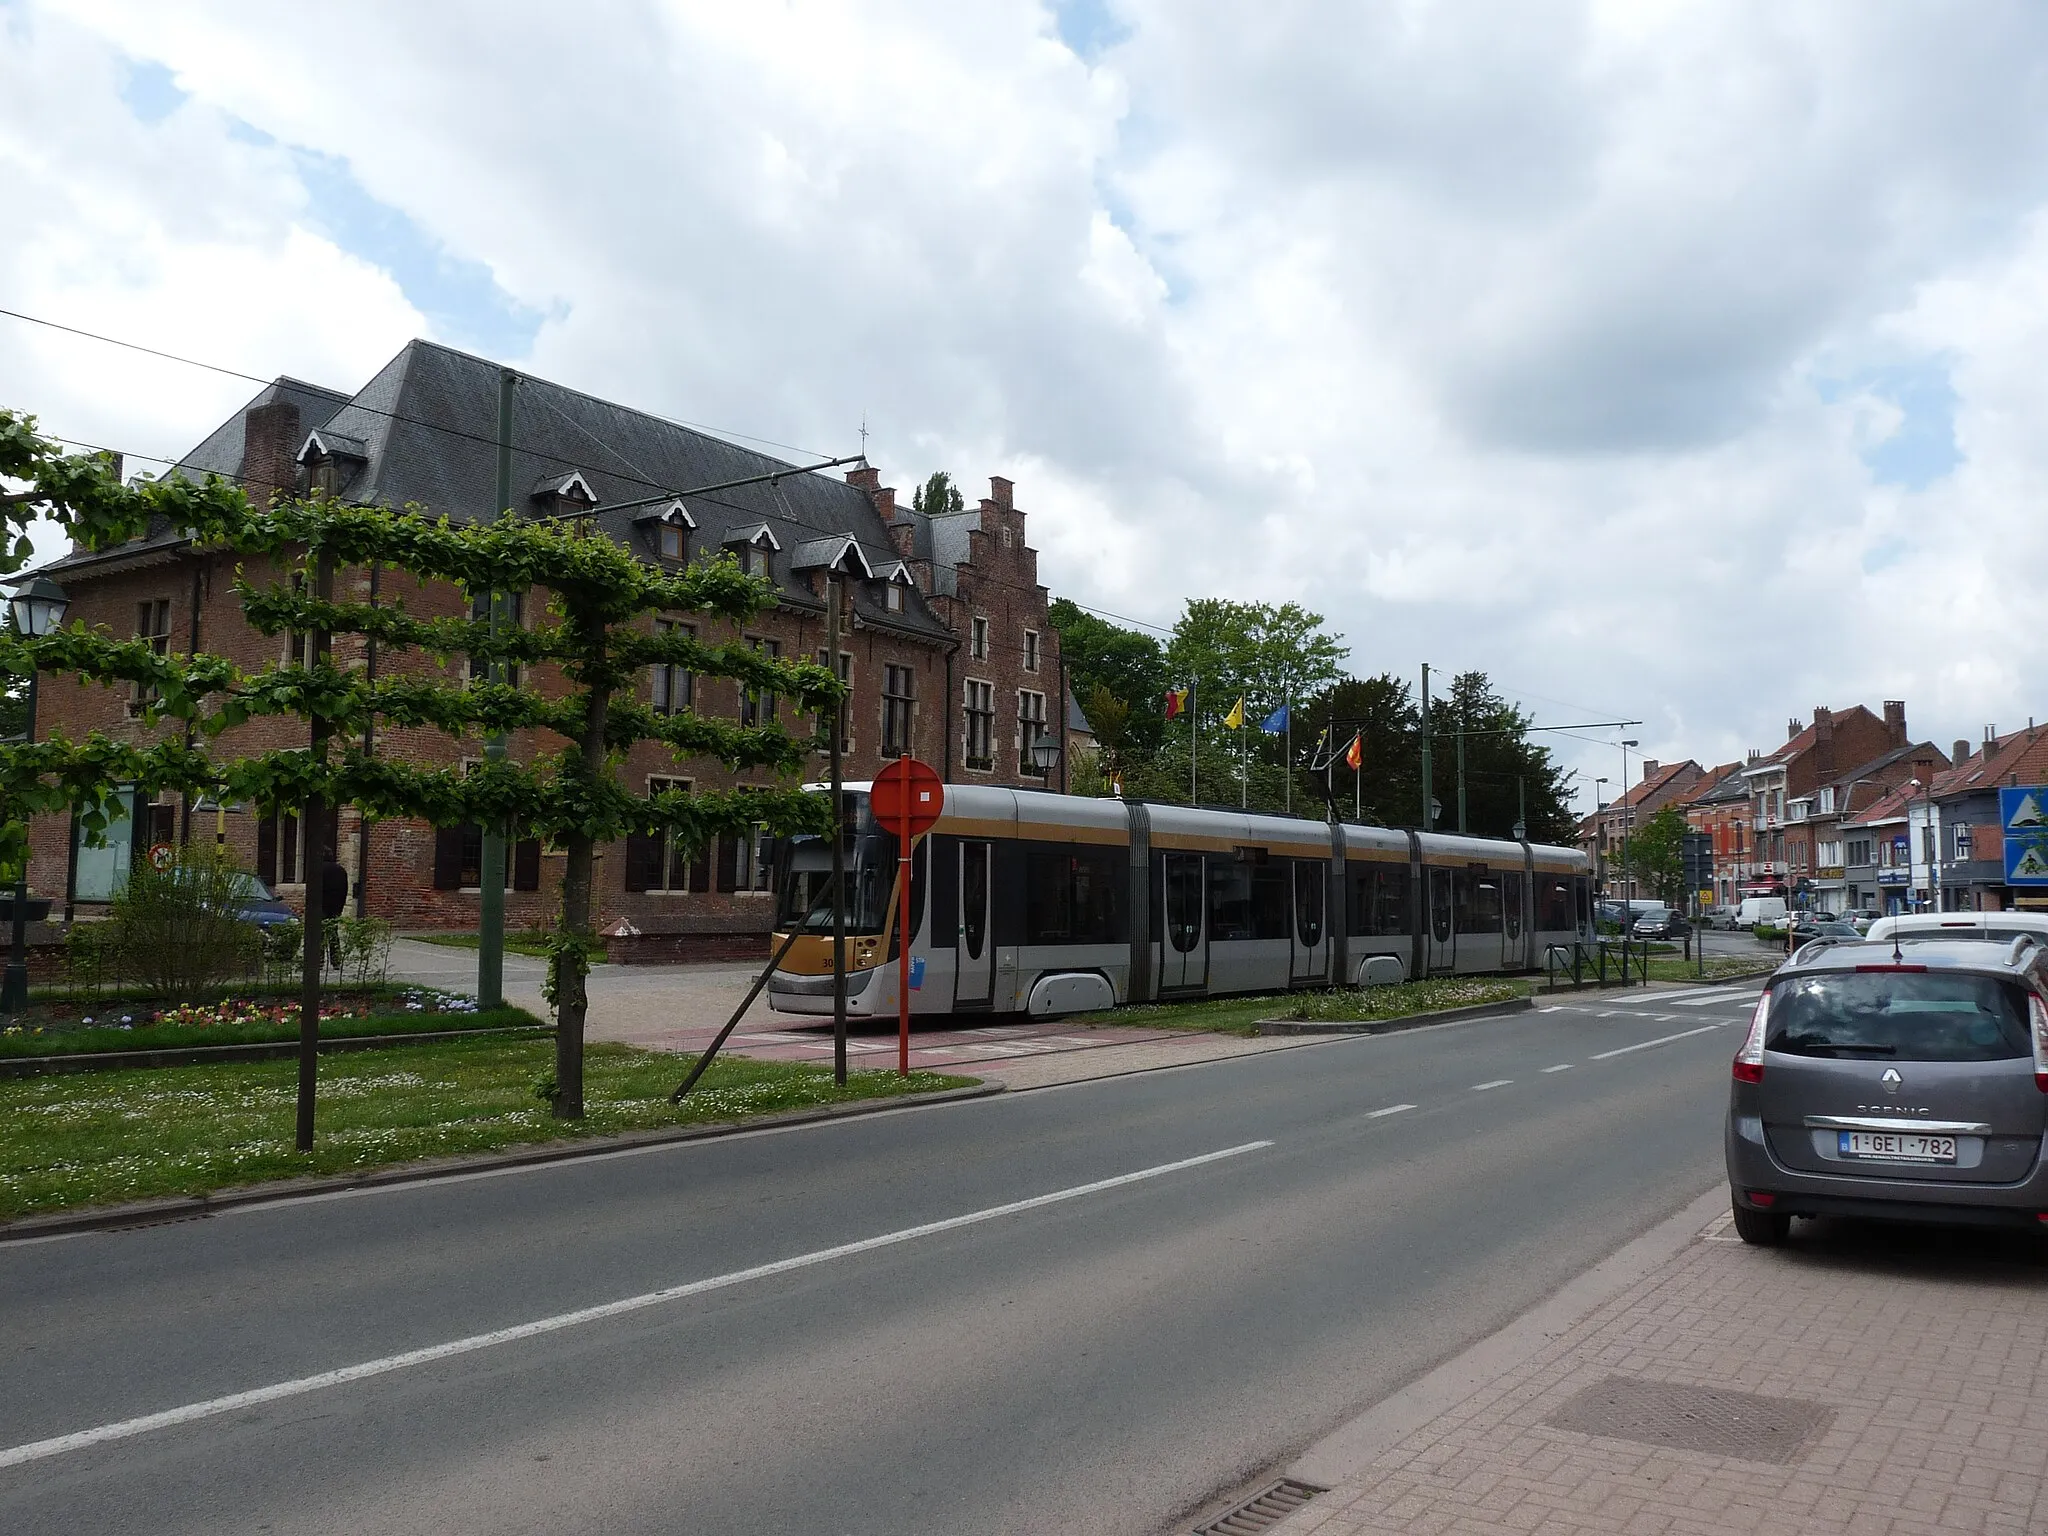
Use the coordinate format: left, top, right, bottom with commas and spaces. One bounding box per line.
49, 339, 952, 644
1681, 762, 1747, 807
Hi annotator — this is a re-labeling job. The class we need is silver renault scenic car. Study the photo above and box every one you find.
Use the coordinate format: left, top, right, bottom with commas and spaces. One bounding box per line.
1725, 937, 2048, 1245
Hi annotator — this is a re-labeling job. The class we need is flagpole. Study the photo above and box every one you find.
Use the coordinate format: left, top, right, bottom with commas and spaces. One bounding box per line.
1189, 681, 1197, 807
1284, 690, 1292, 816
1240, 704, 1248, 810
1355, 736, 1362, 822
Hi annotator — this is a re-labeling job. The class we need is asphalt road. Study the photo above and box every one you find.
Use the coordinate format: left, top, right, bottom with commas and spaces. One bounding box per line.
0, 983, 1763, 1536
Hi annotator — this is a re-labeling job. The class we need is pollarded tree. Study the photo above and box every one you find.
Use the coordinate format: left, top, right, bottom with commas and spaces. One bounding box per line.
0, 410, 840, 1120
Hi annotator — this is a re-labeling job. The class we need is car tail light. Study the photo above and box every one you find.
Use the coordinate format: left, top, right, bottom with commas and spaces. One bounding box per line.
2031, 994, 2048, 1094
1733, 990, 1770, 1084
1747, 1191, 1777, 1207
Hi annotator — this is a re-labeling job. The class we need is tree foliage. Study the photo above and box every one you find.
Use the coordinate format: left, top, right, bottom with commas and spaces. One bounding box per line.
911, 471, 964, 517
0, 407, 842, 1120
1621, 806, 1690, 906
1049, 598, 1168, 759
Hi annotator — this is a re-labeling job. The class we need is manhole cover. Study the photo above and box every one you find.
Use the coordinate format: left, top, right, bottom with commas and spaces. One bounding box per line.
1543, 1376, 1833, 1464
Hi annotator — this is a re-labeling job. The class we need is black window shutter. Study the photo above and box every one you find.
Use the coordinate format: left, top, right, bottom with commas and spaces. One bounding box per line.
432, 827, 463, 890
689, 844, 711, 894
715, 834, 739, 893
257, 815, 278, 886
514, 838, 541, 892
623, 830, 661, 892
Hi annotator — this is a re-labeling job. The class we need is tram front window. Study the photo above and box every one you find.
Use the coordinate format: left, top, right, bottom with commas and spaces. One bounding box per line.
774, 826, 899, 935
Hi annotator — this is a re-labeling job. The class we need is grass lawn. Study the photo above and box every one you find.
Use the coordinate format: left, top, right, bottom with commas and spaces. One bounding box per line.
1644, 953, 1777, 983
1074, 977, 1533, 1038
410, 931, 594, 961
0, 1038, 975, 1220
1, 986, 536, 1060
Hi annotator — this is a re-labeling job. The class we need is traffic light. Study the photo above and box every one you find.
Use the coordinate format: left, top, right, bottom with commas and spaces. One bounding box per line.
1680, 832, 1714, 907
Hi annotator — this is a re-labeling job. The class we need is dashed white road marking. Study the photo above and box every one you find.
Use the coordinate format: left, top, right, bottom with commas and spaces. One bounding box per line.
1541, 1064, 1573, 1073
1470, 1079, 1513, 1092
1590, 1024, 1725, 1060
1365, 1103, 1416, 1118
0, 1140, 1276, 1471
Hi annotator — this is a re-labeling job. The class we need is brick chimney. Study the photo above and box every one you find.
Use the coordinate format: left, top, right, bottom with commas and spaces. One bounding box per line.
1787, 716, 1803, 741
1813, 706, 1835, 777
988, 475, 1014, 509
1882, 699, 1906, 747
1640, 759, 1659, 783
1953, 738, 1971, 766
242, 397, 302, 508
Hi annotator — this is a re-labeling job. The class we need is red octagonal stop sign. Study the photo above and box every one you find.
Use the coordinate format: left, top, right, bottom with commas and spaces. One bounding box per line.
870, 757, 944, 838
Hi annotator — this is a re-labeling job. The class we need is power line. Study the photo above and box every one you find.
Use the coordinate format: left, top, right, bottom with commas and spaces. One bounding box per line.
2, 304, 1177, 645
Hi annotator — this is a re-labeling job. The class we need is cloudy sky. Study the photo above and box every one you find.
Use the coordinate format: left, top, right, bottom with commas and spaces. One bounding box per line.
4, 0, 2046, 805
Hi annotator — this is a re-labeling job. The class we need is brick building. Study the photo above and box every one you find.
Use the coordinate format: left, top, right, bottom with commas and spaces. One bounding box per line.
1579, 758, 1704, 901
1677, 762, 1746, 908
1739, 703, 1912, 908
21, 340, 1091, 956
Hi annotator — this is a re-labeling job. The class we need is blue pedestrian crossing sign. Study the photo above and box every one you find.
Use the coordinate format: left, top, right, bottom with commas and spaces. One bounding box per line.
1999, 786, 2048, 884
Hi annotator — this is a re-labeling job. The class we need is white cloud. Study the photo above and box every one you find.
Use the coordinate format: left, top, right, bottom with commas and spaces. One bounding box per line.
13, 0, 2048, 801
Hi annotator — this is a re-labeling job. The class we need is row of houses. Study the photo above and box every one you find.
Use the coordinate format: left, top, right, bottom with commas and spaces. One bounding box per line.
17, 339, 1094, 958
1581, 701, 2048, 916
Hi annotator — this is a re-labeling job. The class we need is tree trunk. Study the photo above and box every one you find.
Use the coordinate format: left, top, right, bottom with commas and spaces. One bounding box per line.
553, 678, 609, 1120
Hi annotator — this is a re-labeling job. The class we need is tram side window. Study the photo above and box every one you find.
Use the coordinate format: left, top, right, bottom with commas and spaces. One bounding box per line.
1251, 863, 1290, 940
1024, 846, 1125, 944
1207, 860, 1253, 941
1536, 876, 1574, 931
1454, 868, 1504, 934
1348, 865, 1413, 937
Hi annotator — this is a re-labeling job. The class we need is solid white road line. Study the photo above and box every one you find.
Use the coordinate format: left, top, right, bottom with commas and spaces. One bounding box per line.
0, 1140, 1274, 1471
1541, 1064, 1573, 1073
1470, 1079, 1513, 1091
1365, 1103, 1416, 1118
1589, 1024, 1725, 1060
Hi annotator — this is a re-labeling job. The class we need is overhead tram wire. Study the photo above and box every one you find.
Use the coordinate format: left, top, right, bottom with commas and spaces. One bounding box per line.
1, 304, 1181, 643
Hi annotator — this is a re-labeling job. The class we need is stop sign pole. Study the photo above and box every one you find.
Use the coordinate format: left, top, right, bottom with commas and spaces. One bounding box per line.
870, 758, 943, 1077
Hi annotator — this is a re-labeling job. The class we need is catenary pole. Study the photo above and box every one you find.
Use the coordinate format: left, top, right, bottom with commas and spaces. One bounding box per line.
477, 367, 516, 1010
828, 572, 848, 1086
1456, 721, 1467, 833
1419, 664, 1432, 831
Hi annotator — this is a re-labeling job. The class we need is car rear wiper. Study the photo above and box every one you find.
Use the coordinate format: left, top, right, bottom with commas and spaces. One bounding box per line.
1788, 1040, 1898, 1056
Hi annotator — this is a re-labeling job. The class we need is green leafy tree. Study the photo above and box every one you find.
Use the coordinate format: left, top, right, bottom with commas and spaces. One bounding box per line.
1049, 598, 1168, 757
1165, 599, 1348, 709
0, 675, 22, 743
0, 409, 839, 1124
911, 471, 964, 517
1622, 806, 1689, 906
1427, 672, 1579, 843
1295, 674, 1419, 824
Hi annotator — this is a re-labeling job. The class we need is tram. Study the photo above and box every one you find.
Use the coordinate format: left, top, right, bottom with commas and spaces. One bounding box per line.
765, 782, 1594, 1020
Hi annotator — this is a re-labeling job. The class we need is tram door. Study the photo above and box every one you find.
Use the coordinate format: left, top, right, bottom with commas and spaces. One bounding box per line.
1426, 866, 1456, 973
1159, 853, 1207, 990
1290, 859, 1329, 983
953, 840, 995, 1008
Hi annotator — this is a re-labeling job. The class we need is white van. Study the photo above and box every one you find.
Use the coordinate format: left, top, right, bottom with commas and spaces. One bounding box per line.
1864, 911, 2048, 946
1735, 897, 1787, 927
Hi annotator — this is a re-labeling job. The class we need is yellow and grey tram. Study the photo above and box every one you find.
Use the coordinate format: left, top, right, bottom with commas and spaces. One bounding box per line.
767, 782, 1594, 1020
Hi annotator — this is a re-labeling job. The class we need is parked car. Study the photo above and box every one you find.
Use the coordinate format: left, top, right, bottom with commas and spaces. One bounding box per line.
1704, 905, 1743, 931
1632, 908, 1693, 940
1865, 912, 2048, 948
1795, 920, 1863, 946
1726, 937, 2048, 1244
1842, 909, 1881, 933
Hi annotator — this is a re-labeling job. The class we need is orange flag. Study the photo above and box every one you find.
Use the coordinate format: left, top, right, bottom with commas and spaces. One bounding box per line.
1344, 732, 1363, 770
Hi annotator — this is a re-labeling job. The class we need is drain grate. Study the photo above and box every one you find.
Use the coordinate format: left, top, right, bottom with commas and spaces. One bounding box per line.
1544, 1375, 1834, 1464
1192, 1478, 1326, 1535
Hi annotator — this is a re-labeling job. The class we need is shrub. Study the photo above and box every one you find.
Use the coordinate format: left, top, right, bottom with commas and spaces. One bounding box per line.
108, 844, 266, 1002
62, 921, 114, 997
336, 916, 394, 985
261, 919, 304, 986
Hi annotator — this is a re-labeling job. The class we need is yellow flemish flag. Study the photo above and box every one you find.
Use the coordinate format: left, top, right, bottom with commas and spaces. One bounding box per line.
1223, 697, 1245, 729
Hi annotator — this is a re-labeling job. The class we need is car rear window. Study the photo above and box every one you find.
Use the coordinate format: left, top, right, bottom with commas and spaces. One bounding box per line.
1766, 971, 2032, 1062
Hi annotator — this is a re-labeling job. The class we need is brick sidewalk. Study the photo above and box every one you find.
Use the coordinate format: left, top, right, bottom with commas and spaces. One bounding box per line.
1273, 1211, 2048, 1536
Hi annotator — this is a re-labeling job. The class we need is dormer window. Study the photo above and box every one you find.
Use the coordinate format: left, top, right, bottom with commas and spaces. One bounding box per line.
872, 561, 914, 615
637, 501, 696, 562
531, 470, 598, 519
721, 522, 782, 579
294, 428, 366, 500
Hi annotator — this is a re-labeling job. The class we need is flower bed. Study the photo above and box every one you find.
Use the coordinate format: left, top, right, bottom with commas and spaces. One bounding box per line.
0, 988, 529, 1060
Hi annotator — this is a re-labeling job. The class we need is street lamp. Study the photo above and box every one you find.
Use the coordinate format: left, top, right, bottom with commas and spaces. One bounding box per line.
1618, 739, 1639, 906
4, 576, 70, 1014
1029, 731, 1061, 777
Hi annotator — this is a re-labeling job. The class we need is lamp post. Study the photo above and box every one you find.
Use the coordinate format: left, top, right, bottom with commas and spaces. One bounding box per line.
1618, 739, 1639, 906
1030, 732, 1062, 779
4, 576, 70, 1015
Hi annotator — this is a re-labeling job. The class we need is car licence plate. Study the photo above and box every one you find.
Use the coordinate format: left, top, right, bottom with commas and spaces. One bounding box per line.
1837, 1131, 1957, 1163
